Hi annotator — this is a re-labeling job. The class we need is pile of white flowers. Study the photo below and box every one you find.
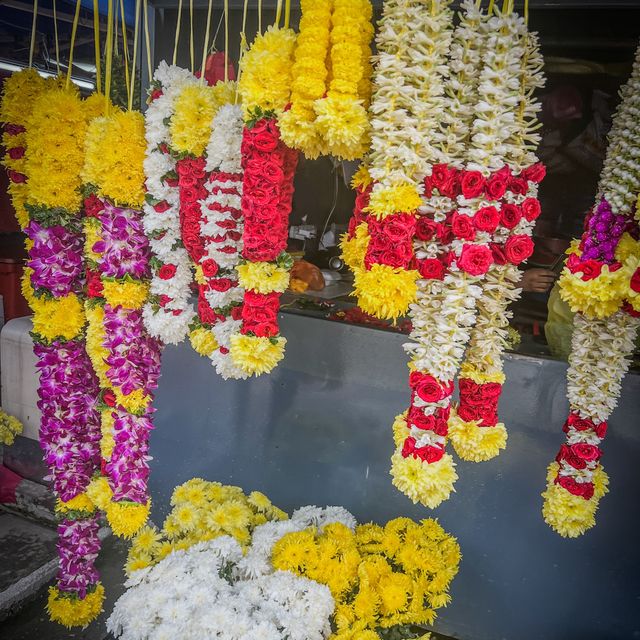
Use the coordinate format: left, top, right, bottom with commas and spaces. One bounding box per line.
108, 505, 356, 640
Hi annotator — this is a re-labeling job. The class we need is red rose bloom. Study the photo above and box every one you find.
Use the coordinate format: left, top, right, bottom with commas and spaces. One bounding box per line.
86, 270, 103, 298
84, 193, 104, 218
577, 259, 603, 281
457, 244, 493, 275
8, 146, 25, 160
570, 443, 601, 462
415, 217, 438, 242
521, 197, 541, 222
564, 413, 595, 432
153, 200, 171, 213
485, 173, 509, 200
555, 444, 587, 470
198, 295, 218, 324
150, 88, 163, 101
436, 222, 454, 245
414, 444, 446, 464
158, 264, 177, 280
500, 203, 522, 230
231, 304, 243, 321
504, 235, 534, 265
630, 268, 640, 293
418, 258, 446, 280
594, 420, 608, 439
556, 475, 594, 500
473, 206, 500, 233
490, 242, 508, 265
409, 372, 451, 403
201, 259, 219, 277
241, 290, 280, 337
460, 170, 485, 199
430, 164, 458, 197
158, 294, 172, 307
103, 389, 116, 407
210, 278, 233, 292
451, 213, 476, 241
508, 177, 528, 195
521, 163, 546, 183
408, 405, 436, 431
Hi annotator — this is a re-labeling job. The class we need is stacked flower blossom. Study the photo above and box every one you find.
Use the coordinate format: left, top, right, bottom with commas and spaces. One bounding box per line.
232, 26, 298, 376
11, 83, 106, 627
82, 109, 162, 540
542, 44, 640, 538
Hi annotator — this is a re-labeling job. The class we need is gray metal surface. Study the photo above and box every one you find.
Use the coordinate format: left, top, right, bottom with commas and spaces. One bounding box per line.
149, 312, 640, 640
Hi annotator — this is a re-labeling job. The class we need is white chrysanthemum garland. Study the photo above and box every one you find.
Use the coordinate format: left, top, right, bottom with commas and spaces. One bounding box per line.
450, 17, 546, 462
197, 103, 248, 379
542, 45, 640, 538
142, 62, 197, 345
108, 536, 335, 640
351, 0, 454, 322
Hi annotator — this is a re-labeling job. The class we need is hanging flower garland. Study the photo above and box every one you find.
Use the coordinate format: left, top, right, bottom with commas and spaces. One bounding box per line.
449, 20, 546, 462
542, 45, 640, 538
0, 68, 48, 228
142, 62, 198, 345
18, 85, 105, 627
314, 0, 375, 160
82, 108, 161, 540
278, 0, 332, 158
232, 25, 298, 376
200, 103, 248, 378
351, 0, 453, 321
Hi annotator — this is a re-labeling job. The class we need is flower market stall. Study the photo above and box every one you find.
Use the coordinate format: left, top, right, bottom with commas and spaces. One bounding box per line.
0, 0, 639, 639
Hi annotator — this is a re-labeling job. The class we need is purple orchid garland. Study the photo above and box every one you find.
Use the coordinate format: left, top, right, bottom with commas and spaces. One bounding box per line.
26, 219, 103, 607
581, 197, 628, 264
92, 198, 161, 520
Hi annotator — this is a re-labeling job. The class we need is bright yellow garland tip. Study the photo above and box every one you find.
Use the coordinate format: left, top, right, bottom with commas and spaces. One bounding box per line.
458, 365, 506, 385
237, 262, 290, 294
189, 327, 218, 357
354, 265, 419, 320
102, 280, 149, 309
107, 500, 151, 538
366, 183, 421, 219
230, 334, 287, 376
448, 411, 508, 462
340, 223, 370, 272
87, 475, 113, 511
47, 583, 104, 628
390, 449, 458, 509
542, 463, 609, 538
56, 492, 95, 514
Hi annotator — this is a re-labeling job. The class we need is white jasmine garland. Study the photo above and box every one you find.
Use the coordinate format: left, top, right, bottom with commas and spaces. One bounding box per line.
142, 62, 198, 345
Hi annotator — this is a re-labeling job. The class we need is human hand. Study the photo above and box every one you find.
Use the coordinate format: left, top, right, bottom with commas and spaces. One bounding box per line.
521, 268, 557, 293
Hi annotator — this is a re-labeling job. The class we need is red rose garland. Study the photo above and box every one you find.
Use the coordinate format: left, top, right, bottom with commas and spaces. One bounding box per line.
230, 117, 298, 376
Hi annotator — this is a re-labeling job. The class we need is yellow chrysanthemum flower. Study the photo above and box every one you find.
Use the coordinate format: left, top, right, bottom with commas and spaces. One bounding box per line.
115, 388, 150, 414
0, 410, 23, 446
30, 291, 85, 342
353, 264, 419, 320
366, 182, 422, 220
100, 409, 115, 460
238, 26, 296, 119
230, 334, 287, 376
237, 261, 290, 294
47, 583, 104, 628
340, 223, 370, 272
170, 84, 217, 156
448, 409, 508, 462
106, 500, 151, 538
189, 327, 218, 357
55, 492, 95, 515
102, 279, 149, 310
86, 475, 113, 511
390, 448, 458, 510
85, 302, 110, 387
83, 110, 146, 208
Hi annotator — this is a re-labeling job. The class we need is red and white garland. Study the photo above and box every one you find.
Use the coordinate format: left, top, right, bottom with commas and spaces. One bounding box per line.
142, 62, 197, 345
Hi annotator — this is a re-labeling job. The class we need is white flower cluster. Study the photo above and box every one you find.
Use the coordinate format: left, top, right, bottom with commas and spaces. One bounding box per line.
598, 44, 640, 217
440, 0, 485, 167
201, 104, 247, 380
368, 0, 454, 189
142, 62, 198, 345
108, 537, 334, 640
467, 11, 525, 174
567, 311, 640, 424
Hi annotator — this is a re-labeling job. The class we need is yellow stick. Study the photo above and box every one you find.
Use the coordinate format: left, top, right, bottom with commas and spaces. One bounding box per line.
29, 0, 38, 68
119, 0, 131, 105
104, 0, 113, 110
67, 0, 82, 90
224, 0, 229, 82
258, 0, 262, 34
143, 0, 152, 80
200, 0, 213, 85
128, 0, 141, 111
525, 0, 529, 23
275, 0, 282, 27
92, 0, 101, 91
53, 0, 60, 74
189, 0, 194, 72
173, 0, 183, 65
284, 0, 291, 29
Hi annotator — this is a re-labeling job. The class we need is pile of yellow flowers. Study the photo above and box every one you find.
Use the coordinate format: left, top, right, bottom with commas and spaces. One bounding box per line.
125, 478, 287, 575
0, 409, 23, 446
272, 517, 461, 639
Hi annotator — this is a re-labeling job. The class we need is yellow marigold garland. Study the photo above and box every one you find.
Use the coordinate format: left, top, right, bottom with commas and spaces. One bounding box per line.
238, 26, 297, 120
279, 0, 332, 158
83, 110, 146, 208
47, 584, 105, 629
237, 261, 290, 294
229, 334, 287, 376
314, 0, 374, 161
